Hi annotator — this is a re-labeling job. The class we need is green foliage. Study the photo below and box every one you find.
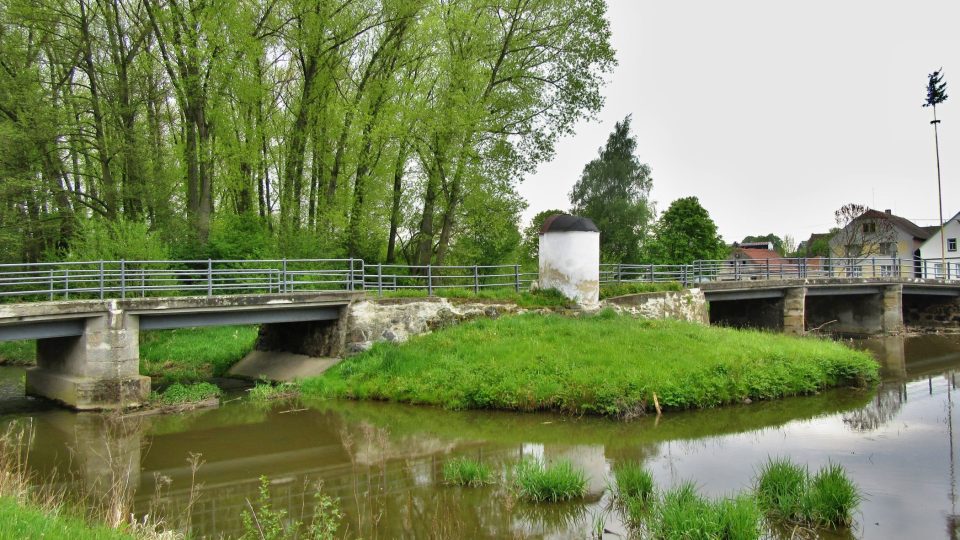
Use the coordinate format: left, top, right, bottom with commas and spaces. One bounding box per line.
0, 340, 34, 365
302, 313, 878, 416
442, 457, 495, 487
240, 476, 342, 540
599, 282, 682, 299
755, 458, 860, 529
248, 382, 299, 402
612, 461, 655, 503
64, 219, 169, 262
139, 326, 258, 385
644, 196, 727, 265
512, 458, 587, 503
521, 209, 567, 262
924, 68, 948, 108
376, 287, 576, 308
0, 497, 135, 540
805, 463, 861, 528
741, 234, 785, 255
208, 213, 274, 260
570, 116, 654, 264
151, 382, 221, 405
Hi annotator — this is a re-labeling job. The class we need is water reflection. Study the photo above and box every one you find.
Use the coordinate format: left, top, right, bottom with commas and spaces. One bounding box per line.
2, 334, 960, 538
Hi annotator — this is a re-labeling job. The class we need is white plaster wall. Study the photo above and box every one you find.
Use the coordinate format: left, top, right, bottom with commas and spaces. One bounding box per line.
538, 231, 600, 305
920, 215, 960, 278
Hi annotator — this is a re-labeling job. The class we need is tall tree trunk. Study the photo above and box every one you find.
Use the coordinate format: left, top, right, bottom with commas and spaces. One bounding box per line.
386, 143, 408, 263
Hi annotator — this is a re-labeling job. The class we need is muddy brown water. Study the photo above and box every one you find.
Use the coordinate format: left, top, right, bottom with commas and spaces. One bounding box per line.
1, 335, 959, 539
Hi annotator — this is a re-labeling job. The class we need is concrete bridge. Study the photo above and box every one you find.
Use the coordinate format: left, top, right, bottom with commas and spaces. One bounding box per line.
0, 292, 359, 409
702, 278, 960, 335
0, 257, 958, 410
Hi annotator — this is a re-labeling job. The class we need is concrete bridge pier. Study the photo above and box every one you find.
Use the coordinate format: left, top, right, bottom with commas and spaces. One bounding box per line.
26, 309, 150, 410
881, 284, 904, 334
783, 287, 806, 336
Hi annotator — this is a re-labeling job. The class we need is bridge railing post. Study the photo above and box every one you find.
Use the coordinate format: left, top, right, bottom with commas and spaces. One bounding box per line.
514, 264, 520, 292
871, 257, 876, 278
99, 261, 104, 299
281, 259, 287, 293
120, 259, 126, 299
427, 264, 433, 296
207, 259, 213, 297
377, 264, 383, 296
765, 259, 770, 280
474, 266, 479, 294
347, 258, 354, 291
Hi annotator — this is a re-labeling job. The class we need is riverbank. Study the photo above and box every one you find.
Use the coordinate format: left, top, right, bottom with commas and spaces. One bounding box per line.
0, 497, 135, 539
0, 325, 258, 385
300, 311, 878, 416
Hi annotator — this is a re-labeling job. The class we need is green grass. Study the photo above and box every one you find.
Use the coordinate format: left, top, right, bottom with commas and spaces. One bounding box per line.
140, 325, 258, 384
151, 381, 221, 405
0, 340, 34, 365
301, 311, 878, 416
512, 459, 587, 503
755, 458, 860, 529
612, 461, 655, 503
649, 483, 762, 540
375, 287, 577, 308
599, 281, 683, 299
248, 381, 299, 402
442, 457, 495, 487
0, 497, 134, 540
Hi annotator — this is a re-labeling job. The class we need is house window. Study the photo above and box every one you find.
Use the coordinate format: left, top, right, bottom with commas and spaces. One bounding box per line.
949, 238, 957, 252
862, 222, 877, 234
879, 242, 896, 256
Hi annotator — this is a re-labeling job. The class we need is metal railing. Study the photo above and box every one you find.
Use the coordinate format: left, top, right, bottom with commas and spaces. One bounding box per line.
0, 256, 957, 303
359, 263, 536, 296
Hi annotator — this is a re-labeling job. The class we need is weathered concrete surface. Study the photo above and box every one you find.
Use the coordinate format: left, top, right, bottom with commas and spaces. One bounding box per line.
783, 287, 806, 336
346, 297, 522, 352
26, 309, 149, 410
903, 294, 960, 332
229, 350, 341, 382
604, 289, 708, 323
882, 285, 904, 334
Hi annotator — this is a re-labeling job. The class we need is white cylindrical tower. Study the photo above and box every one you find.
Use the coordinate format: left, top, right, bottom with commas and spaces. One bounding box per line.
538, 214, 600, 306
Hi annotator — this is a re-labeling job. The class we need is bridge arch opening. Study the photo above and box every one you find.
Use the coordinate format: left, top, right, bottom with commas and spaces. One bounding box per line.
708, 298, 784, 331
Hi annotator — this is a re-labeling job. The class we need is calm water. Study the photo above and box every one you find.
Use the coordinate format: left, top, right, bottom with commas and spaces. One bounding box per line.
3, 335, 960, 539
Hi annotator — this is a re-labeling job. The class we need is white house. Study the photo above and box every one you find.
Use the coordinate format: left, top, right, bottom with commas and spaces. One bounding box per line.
918, 210, 960, 279
828, 209, 933, 277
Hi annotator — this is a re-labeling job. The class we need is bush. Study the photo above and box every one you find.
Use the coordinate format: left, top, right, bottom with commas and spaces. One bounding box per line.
512, 458, 587, 503
64, 218, 169, 262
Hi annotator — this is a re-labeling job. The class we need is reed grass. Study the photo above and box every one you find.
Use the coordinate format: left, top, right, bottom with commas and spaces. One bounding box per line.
442, 457, 495, 487
650, 483, 762, 540
612, 461, 655, 503
512, 459, 587, 503
247, 381, 299, 402
755, 457, 861, 529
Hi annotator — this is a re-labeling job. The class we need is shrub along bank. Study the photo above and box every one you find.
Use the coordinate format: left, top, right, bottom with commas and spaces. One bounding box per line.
300, 311, 878, 416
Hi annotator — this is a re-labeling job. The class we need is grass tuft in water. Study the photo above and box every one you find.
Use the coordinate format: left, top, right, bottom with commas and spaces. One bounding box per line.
755, 457, 808, 521
442, 457, 494, 487
714, 494, 763, 540
513, 458, 587, 503
612, 461, 655, 503
756, 457, 860, 529
651, 483, 763, 540
805, 462, 861, 528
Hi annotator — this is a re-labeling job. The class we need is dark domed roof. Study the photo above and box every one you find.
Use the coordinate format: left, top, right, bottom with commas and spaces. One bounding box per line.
540, 214, 599, 234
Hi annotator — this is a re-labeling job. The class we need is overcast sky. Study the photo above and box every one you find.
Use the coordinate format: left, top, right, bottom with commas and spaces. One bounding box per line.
518, 0, 960, 245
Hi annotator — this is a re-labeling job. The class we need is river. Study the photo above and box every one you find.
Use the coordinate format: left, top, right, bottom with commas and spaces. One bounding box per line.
1, 334, 958, 539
